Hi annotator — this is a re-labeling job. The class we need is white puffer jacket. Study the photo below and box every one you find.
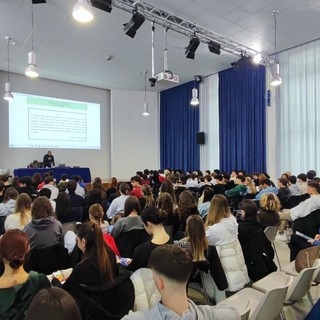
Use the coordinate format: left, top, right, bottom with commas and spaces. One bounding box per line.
215, 239, 249, 292
130, 268, 161, 312
206, 215, 249, 292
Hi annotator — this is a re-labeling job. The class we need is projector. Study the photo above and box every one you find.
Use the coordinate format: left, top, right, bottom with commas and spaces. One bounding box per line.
155, 71, 179, 84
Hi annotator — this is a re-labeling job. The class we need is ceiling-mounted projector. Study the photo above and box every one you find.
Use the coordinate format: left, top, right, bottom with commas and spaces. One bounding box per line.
155, 71, 179, 84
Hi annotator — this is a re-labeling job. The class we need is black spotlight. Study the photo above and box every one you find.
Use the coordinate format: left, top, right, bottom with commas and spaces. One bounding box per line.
185, 36, 200, 59
194, 75, 202, 83
231, 54, 252, 68
91, 0, 112, 13
208, 41, 221, 55
123, 10, 145, 38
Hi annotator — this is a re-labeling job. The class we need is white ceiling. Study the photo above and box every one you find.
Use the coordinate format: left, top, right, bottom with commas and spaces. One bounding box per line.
0, 0, 320, 92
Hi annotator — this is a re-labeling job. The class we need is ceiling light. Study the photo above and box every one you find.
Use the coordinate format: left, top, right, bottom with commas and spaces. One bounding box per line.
123, 10, 145, 38
25, 4, 39, 78
3, 82, 14, 101
25, 51, 39, 78
190, 88, 199, 106
91, 0, 112, 13
143, 71, 150, 116
3, 37, 14, 101
271, 63, 282, 86
271, 10, 282, 86
73, 0, 94, 23
143, 102, 150, 116
32, 0, 46, 3
208, 41, 221, 55
185, 35, 200, 59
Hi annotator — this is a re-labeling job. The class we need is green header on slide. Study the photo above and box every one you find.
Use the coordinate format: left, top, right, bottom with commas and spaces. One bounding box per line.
27, 96, 87, 110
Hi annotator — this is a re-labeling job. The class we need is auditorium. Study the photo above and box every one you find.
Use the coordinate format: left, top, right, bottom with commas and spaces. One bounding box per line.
0, 1, 319, 319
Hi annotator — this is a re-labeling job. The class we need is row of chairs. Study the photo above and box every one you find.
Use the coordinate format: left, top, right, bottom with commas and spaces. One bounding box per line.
218, 259, 320, 320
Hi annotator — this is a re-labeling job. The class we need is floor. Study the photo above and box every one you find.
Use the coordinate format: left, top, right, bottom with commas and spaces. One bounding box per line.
274, 234, 319, 319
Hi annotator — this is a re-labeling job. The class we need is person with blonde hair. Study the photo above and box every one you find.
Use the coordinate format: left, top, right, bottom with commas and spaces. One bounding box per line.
258, 193, 281, 228
205, 195, 249, 293
244, 176, 256, 195
5, 193, 32, 231
175, 214, 208, 262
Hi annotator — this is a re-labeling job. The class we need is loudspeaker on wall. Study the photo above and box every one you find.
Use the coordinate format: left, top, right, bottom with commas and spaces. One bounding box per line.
196, 132, 205, 145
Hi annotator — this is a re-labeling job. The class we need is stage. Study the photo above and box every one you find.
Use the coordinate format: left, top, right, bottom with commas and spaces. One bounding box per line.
13, 167, 92, 183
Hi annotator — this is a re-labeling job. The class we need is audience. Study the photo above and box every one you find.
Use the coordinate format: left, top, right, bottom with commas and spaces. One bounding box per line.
258, 193, 281, 228
0, 230, 50, 319
238, 200, 276, 281
17, 176, 38, 200
55, 192, 82, 224
128, 206, 173, 272
297, 173, 308, 194
122, 245, 240, 320
24, 196, 63, 250
130, 175, 143, 199
107, 182, 130, 220
0, 187, 19, 217
40, 176, 59, 200
205, 194, 249, 292
26, 287, 82, 320
111, 196, 145, 239
106, 176, 118, 200
39, 187, 56, 212
139, 184, 155, 211
5, 193, 32, 231
255, 179, 278, 200
63, 221, 134, 318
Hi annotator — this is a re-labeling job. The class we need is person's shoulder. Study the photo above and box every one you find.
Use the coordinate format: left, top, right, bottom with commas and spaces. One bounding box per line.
121, 305, 161, 320
194, 302, 240, 320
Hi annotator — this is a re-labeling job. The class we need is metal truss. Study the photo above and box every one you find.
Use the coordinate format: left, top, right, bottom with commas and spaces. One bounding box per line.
113, 0, 273, 64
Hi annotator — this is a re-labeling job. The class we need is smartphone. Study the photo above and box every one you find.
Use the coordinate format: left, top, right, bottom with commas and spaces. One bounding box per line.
52, 270, 65, 283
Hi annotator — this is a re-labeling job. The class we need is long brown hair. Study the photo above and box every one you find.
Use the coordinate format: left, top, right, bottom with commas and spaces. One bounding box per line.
77, 222, 114, 282
205, 194, 231, 227
141, 185, 154, 208
156, 192, 175, 217
186, 215, 208, 261
89, 203, 104, 225
15, 193, 31, 226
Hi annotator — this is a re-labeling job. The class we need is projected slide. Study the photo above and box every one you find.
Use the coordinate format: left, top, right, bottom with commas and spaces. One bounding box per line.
9, 93, 101, 149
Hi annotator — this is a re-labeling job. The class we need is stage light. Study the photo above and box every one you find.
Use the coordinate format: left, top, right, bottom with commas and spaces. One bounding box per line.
73, 0, 94, 23
123, 10, 145, 38
185, 36, 200, 59
208, 41, 221, 55
91, 0, 112, 13
143, 71, 150, 116
230, 55, 252, 68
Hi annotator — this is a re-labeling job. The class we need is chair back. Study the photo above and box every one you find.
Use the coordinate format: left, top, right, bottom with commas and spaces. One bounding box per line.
286, 259, 320, 302
264, 225, 279, 243
251, 277, 292, 320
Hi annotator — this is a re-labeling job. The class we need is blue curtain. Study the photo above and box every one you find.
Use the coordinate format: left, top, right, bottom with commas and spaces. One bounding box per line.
160, 81, 200, 172
218, 64, 266, 174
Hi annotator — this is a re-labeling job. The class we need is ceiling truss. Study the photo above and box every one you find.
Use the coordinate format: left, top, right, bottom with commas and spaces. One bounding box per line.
113, 0, 274, 65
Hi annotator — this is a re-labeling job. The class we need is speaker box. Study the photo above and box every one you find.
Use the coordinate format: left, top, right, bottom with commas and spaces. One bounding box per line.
196, 132, 205, 145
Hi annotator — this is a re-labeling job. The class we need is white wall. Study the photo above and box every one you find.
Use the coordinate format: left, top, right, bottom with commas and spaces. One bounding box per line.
110, 89, 159, 180
0, 71, 111, 180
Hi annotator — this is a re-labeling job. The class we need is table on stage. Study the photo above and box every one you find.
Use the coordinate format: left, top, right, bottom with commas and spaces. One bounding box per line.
13, 167, 92, 183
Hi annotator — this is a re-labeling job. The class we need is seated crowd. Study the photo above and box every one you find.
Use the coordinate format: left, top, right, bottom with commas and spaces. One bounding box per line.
0, 167, 319, 319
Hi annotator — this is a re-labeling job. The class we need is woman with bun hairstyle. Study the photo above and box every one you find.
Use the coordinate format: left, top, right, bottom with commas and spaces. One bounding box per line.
0, 229, 50, 319
128, 206, 173, 272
